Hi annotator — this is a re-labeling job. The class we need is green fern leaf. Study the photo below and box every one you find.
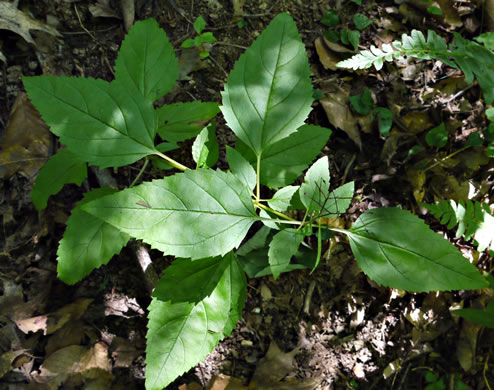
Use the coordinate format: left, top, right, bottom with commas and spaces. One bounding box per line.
422, 200, 494, 251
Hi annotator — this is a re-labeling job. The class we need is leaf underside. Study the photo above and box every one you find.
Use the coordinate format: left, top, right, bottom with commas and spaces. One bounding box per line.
268, 229, 304, 278
346, 208, 488, 292
82, 169, 259, 259
146, 252, 246, 390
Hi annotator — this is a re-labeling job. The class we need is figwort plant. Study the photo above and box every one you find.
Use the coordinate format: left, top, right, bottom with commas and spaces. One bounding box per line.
24, 14, 488, 389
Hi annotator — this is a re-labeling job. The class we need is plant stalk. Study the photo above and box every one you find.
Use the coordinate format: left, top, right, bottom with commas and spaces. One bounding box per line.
154, 151, 189, 171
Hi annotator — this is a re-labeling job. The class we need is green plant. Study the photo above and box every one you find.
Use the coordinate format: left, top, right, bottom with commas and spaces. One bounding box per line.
348, 88, 393, 136
422, 199, 494, 252
181, 15, 216, 58
337, 30, 494, 104
24, 14, 488, 389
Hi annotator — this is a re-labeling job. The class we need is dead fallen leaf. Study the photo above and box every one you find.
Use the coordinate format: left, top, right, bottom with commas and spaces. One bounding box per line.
120, 0, 135, 32
314, 37, 341, 71
456, 318, 481, 371
406, 167, 426, 203
320, 86, 362, 149
89, 0, 121, 19
0, 349, 26, 378
16, 298, 93, 336
0, 93, 52, 179
34, 342, 112, 389
111, 336, 142, 368
401, 111, 433, 134
207, 374, 245, 390
45, 320, 92, 357
0, 2, 61, 46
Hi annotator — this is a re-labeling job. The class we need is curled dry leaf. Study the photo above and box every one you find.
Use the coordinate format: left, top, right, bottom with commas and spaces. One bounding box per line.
89, 0, 121, 19
0, 93, 52, 179
0, 2, 61, 46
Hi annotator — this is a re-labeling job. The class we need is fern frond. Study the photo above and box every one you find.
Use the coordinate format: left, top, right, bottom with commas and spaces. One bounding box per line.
422, 200, 494, 251
337, 29, 494, 103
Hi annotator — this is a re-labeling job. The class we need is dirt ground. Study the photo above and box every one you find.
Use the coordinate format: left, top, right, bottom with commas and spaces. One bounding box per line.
0, 0, 493, 389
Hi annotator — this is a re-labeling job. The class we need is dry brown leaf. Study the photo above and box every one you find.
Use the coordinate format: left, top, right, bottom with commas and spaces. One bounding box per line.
89, 0, 121, 19
314, 37, 340, 71
120, 0, 135, 32
248, 342, 318, 389
0, 349, 26, 378
232, 0, 246, 15
401, 111, 433, 134
406, 167, 426, 203
456, 318, 481, 371
0, 2, 61, 46
0, 93, 52, 179
320, 89, 362, 149
111, 336, 142, 368
44, 320, 91, 357
207, 374, 245, 390
34, 342, 112, 389
16, 298, 93, 336
430, 175, 469, 202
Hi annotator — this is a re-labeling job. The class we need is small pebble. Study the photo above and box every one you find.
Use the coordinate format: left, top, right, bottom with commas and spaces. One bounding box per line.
241, 340, 253, 347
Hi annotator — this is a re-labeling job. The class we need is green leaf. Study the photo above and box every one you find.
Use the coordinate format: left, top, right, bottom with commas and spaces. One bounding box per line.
226, 146, 256, 193
152, 256, 230, 303
157, 101, 220, 142
321, 181, 354, 217
353, 13, 373, 30
181, 38, 195, 48
193, 16, 206, 34
221, 13, 313, 157
31, 149, 87, 210
486, 107, 494, 121
373, 107, 393, 137
300, 156, 330, 215
268, 185, 299, 212
344, 208, 488, 292
82, 169, 259, 259
236, 124, 332, 189
349, 88, 374, 115
351, 0, 362, 5
348, 30, 361, 51
422, 199, 494, 252
114, 19, 178, 102
238, 246, 314, 278
268, 229, 304, 278
236, 226, 271, 257
427, 5, 443, 15
23, 76, 158, 168
451, 302, 494, 329
475, 32, 494, 50
426, 122, 448, 148
57, 188, 130, 285
321, 9, 340, 27
198, 32, 216, 44
146, 252, 246, 390
192, 121, 219, 168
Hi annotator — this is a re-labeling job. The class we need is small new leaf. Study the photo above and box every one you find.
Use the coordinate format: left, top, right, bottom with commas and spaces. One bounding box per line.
300, 156, 330, 215
268, 229, 304, 278
192, 121, 219, 168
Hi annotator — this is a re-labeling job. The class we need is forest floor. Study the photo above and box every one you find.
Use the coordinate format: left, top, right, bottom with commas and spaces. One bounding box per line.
0, 0, 493, 389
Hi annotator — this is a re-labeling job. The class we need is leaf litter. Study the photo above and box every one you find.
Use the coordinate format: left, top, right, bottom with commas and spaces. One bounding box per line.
0, 0, 493, 389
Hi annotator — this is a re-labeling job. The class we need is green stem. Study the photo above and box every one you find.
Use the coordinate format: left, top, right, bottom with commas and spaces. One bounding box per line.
256, 154, 261, 202
154, 151, 189, 171
256, 202, 299, 222
130, 158, 149, 187
423, 145, 470, 173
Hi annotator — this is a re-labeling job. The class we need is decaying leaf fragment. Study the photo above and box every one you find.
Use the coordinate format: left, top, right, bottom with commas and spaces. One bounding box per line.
0, 93, 52, 179
0, 1, 61, 46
